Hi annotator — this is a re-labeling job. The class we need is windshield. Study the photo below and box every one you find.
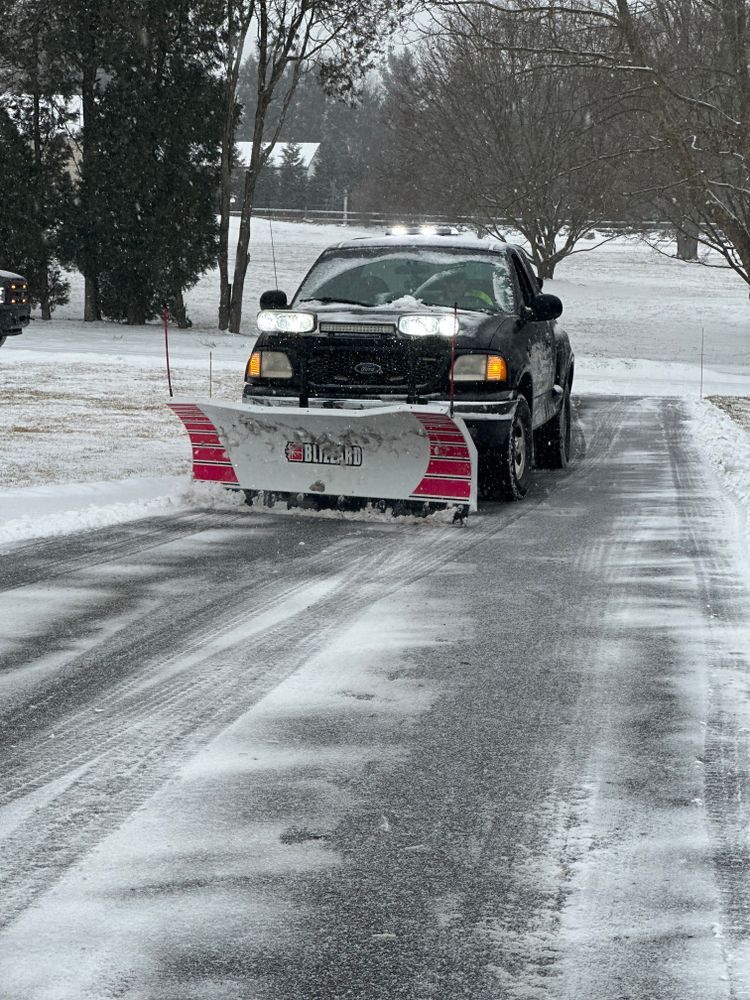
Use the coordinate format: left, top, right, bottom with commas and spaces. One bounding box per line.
295, 247, 515, 314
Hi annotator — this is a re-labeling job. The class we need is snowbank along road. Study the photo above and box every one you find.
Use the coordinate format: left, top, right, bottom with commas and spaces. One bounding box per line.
2, 394, 750, 999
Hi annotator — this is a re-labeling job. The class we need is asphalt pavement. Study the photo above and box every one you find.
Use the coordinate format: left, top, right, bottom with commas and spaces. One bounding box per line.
2, 396, 750, 1000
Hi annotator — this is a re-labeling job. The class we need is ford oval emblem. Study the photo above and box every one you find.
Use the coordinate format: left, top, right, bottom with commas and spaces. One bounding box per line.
354, 362, 383, 375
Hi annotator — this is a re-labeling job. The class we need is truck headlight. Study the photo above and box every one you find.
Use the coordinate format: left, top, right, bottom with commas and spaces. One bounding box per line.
453, 354, 507, 382
246, 351, 293, 379
399, 314, 459, 337
257, 310, 316, 334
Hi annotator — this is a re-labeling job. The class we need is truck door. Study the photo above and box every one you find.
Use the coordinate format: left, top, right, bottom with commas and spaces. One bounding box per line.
508, 251, 555, 427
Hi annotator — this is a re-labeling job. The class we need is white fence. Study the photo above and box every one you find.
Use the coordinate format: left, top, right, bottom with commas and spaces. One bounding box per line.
231, 206, 672, 233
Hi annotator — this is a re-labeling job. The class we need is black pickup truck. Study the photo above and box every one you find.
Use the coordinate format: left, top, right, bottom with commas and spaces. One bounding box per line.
244, 231, 574, 500
0, 270, 30, 348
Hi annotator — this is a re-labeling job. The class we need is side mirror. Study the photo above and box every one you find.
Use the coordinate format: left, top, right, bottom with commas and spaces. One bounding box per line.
531, 293, 562, 321
260, 289, 288, 310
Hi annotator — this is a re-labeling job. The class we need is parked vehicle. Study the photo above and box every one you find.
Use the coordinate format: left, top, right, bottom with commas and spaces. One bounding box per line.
0, 270, 30, 348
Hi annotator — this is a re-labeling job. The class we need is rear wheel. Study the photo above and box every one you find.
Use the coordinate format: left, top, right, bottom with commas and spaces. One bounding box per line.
480, 397, 532, 501
0, 335, 6, 349
534, 381, 571, 469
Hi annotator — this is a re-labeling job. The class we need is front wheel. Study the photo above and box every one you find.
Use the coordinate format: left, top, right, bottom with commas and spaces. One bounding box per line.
0, 335, 6, 349
535, 383, 571, 469
479, 397, 533, 501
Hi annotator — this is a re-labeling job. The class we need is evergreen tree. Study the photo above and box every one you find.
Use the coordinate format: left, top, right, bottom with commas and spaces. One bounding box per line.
0, 106, 36, 270
306, 83, 382, 212
50, 0, 123, 321
277, 143, 308, 209
61, 1, 224, 325
0, 1, 74, 316
252, 158, 280, 209
236, 60, 327, 142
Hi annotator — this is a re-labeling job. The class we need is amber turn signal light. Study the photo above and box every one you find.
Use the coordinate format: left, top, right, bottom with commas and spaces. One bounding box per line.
246, 352, 262, 378
486, 355, 507, 381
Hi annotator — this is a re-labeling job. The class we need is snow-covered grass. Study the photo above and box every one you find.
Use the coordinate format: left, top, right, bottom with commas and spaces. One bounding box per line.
708, 395, 750, 433
689, 397, 750, 558
1, 219, 748, 544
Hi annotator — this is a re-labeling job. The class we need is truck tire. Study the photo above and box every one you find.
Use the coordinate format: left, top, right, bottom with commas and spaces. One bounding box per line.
480, 397, 532, 501
0, 336, 6, 349
535, 381, 571, 469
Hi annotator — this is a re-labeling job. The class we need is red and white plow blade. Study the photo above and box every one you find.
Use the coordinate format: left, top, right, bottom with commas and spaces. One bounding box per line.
168, 399, 478, 511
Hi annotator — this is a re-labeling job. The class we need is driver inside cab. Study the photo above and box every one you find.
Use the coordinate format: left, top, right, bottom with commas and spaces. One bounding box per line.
418, 266, 498, 312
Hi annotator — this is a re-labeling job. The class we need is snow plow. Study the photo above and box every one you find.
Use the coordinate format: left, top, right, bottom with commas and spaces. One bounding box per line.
168, 399, 478, 517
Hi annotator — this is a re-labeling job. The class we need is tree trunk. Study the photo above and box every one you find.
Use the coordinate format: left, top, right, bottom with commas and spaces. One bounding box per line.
218, 10, 251, 331
84, 277, 100, 321
228, 210, 251, 334
173, 288, 192, 328
536, 258, 556, 280
32, 80, 52, 319
228, 157, 261, 334
217, 102, 234, 330
676, 220, 699, 261
126, 301, 147, 325
80, 21, 102, 322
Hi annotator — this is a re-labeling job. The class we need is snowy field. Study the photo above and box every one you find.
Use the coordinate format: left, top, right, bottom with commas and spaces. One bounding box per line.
1, 218, 749, 544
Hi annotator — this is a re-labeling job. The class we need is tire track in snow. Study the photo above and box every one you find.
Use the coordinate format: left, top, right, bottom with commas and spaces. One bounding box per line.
0, 495, 563, 931
0, 398, 623, 935
0, 508, 236, 592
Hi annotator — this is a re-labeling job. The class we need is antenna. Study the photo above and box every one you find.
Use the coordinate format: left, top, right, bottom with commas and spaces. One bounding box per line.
449, 302, 458, 418
163, 303, 173, 397
269, 212, 279, 288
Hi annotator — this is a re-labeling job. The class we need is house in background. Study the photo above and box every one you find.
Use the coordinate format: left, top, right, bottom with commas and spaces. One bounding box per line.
235, 141, 321, 210
235, 142, 320, 178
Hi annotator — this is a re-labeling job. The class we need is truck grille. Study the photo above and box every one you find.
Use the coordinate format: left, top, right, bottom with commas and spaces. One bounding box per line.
308, 347, 446, 391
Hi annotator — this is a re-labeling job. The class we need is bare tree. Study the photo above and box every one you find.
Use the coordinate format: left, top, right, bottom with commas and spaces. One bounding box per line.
374, 8, 628, 277
435, 0, 750, 287
218, 0, 423, 333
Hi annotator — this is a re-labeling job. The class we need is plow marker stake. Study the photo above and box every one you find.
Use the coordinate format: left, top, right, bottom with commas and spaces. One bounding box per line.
168, 399, 478, 511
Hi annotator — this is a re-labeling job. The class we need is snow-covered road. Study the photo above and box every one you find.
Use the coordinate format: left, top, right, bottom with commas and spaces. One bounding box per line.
2, 396, 750, 999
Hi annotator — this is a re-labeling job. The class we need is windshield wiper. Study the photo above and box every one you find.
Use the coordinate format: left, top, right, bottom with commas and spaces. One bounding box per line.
298, 297, 372, 307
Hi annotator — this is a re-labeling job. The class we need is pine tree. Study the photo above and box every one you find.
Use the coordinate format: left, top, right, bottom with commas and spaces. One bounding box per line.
0, 1, 74, 317
69, 0, 224, 325
277, 143, 308, 209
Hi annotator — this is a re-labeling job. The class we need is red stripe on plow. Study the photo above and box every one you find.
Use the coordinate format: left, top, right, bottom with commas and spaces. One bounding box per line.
426, 431, 469, 444
192, 446, 232, 463
430, 443, 470, 459
192, 463, 239, 484
182, 420, 216, 431
411, 477, 471, 501
188, 431, 222, 446
426, 458, 472, 477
